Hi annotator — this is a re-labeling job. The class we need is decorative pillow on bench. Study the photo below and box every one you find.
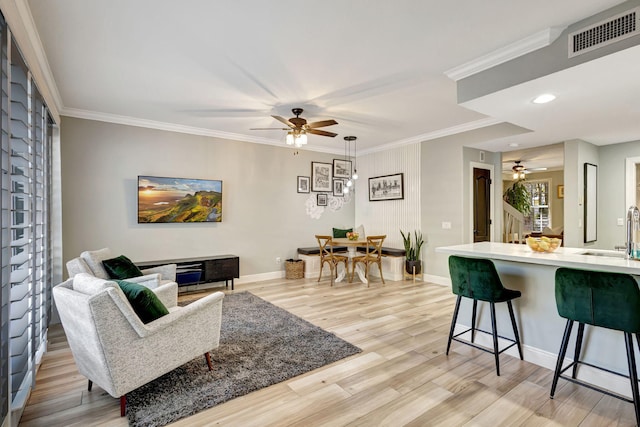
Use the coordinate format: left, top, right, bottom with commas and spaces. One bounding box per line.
332, 227, 353, 238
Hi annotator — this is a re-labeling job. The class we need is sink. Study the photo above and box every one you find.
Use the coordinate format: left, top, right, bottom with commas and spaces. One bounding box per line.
579, 250, 626, 258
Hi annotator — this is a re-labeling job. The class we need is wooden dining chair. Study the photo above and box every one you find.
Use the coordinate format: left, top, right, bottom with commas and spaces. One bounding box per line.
351, 235, 386, 286
315, 235, 348, 286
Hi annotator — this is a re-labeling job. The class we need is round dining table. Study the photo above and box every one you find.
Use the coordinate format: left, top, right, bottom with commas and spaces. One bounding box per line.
330, 237, 369, 283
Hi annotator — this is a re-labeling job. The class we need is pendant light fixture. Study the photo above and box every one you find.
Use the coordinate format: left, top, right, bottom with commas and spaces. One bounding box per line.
352, 136, 358, 181
343, 136, 357, 194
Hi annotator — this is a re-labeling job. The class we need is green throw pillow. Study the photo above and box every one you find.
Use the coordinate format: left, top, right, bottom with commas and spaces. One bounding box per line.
332, 227, 353, 238
115, 280, 169, 324
102, 255, 143, 279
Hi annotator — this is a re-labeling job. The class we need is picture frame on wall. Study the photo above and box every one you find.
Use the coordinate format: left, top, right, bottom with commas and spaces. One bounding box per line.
333, 159, 352, 179
333, 179, 344, 196
369, 173, 404, 201
317, 193, 328, 206
557, 184, 564, 199
311, 161, 332, 192
297, 176, 310, 193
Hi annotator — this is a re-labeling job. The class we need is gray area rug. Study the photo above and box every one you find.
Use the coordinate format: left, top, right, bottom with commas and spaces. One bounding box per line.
126, 291, 361, 427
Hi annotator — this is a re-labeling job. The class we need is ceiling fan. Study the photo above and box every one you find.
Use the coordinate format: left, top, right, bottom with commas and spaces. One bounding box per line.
251, 108, 339, 142
510, 160, 549, 179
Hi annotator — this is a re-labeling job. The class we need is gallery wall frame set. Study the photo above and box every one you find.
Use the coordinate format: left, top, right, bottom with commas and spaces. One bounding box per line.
333, 159, 352, 179
297, 176, 310, 193
311, 162, 333, 192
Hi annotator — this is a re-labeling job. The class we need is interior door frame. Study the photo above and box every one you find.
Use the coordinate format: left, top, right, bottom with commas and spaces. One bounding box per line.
469, 162, 495, 243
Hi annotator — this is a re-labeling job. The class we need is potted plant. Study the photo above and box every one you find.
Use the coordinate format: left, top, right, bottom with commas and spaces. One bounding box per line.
503, 179, 531, 215
401, 230, 424, 275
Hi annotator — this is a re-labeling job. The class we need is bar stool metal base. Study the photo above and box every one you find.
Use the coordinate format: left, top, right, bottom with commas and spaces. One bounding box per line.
550, 319, 640, 425
446, 296, 523, 376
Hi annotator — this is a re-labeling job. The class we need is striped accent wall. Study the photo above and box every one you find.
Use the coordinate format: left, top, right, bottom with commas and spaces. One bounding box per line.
354, 143, 421, 250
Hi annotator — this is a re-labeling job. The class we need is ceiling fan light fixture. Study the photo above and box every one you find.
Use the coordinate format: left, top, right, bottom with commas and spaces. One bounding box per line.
512, 161, 526, 180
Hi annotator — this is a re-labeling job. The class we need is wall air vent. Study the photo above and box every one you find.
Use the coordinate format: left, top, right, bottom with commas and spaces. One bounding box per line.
568, 7, 639, 58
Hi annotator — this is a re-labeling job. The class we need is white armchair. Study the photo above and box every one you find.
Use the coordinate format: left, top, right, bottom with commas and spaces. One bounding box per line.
52, 273, 224, 416
66, 247, 177, 287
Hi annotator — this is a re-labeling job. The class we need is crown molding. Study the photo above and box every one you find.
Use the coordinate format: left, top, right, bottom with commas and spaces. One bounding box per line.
0, 0, 64, 123
359, 117, 503, 155
61, 107, 344, 154
445, 27, 566, 82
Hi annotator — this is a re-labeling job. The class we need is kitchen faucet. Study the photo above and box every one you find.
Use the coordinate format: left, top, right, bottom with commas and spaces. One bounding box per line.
627, 206, 640, 259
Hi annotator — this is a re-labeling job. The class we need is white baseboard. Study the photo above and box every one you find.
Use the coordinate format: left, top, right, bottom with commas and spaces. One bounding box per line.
453, 325, 634, 398
424, 274, 450, 286
298, 253, 405, 281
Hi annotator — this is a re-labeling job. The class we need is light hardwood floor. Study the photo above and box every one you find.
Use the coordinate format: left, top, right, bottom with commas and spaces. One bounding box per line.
19, 277, 638, 426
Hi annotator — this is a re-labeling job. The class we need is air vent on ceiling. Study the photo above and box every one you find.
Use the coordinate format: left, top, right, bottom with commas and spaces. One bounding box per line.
568, 7, 639, 58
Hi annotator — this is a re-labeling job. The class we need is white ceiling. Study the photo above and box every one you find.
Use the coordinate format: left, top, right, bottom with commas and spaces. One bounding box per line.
25, 0, 635, 168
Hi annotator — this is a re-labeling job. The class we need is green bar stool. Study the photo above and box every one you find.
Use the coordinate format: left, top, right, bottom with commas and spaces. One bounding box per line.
551, 267, 640, 425
446, 255, 523, 376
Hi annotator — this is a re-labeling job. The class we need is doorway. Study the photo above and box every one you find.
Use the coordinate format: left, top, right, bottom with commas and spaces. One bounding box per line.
473, 167, 491, 242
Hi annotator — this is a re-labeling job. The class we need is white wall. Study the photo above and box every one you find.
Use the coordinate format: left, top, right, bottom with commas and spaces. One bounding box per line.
354, 143, 421, 250
598, 139, 640, 250
564, 139, 598, 248
60, 117, 355, 278
421, 139, 465, 279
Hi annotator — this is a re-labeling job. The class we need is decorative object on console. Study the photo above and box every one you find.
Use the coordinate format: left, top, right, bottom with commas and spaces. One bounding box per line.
138, 175, 222, 223
311, 162, 332, 192
297, 176, 310, 193
369, 173, 404, 201
401, 229, 424, 274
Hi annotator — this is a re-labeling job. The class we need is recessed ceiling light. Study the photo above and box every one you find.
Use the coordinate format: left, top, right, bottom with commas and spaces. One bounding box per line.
532, 93, 556, 104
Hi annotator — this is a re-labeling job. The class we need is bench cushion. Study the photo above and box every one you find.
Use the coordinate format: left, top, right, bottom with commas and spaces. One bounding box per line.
297, 246, 347, 255
298, 246, 405, 256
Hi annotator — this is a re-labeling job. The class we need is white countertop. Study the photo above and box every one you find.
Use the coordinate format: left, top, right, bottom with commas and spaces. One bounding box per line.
436, 241, 640, 275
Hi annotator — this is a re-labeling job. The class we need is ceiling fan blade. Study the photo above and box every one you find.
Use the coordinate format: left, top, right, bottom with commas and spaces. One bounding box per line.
272, 115, 295, 128
307, 129, 337, 138
307, 119, 338, 129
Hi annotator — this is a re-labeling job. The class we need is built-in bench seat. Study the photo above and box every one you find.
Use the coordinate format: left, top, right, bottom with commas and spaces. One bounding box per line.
296, 246, 406, 256
296, 246, 406, 281
297, 246, 347, 255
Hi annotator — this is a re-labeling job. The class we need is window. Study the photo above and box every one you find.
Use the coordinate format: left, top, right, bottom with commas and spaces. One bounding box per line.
1, 13, 55, 425
523, 180, 551, 232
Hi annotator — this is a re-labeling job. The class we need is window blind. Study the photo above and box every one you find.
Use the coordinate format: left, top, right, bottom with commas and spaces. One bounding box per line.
0, 11, 54, 425
1, 13, 10, 424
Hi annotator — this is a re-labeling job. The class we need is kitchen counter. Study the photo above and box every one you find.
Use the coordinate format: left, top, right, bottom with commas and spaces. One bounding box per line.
436, 241, 640, 274
435, 241, 640, 397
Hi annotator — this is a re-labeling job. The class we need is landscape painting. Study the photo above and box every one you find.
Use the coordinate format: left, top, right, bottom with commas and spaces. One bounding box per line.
138, 175, 223, 223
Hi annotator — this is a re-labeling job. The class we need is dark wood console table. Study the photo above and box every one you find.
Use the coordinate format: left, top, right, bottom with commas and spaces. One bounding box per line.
136, 255, 239, 290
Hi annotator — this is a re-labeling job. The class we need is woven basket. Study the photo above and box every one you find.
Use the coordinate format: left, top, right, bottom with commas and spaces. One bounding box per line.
285, 259, 304, 279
